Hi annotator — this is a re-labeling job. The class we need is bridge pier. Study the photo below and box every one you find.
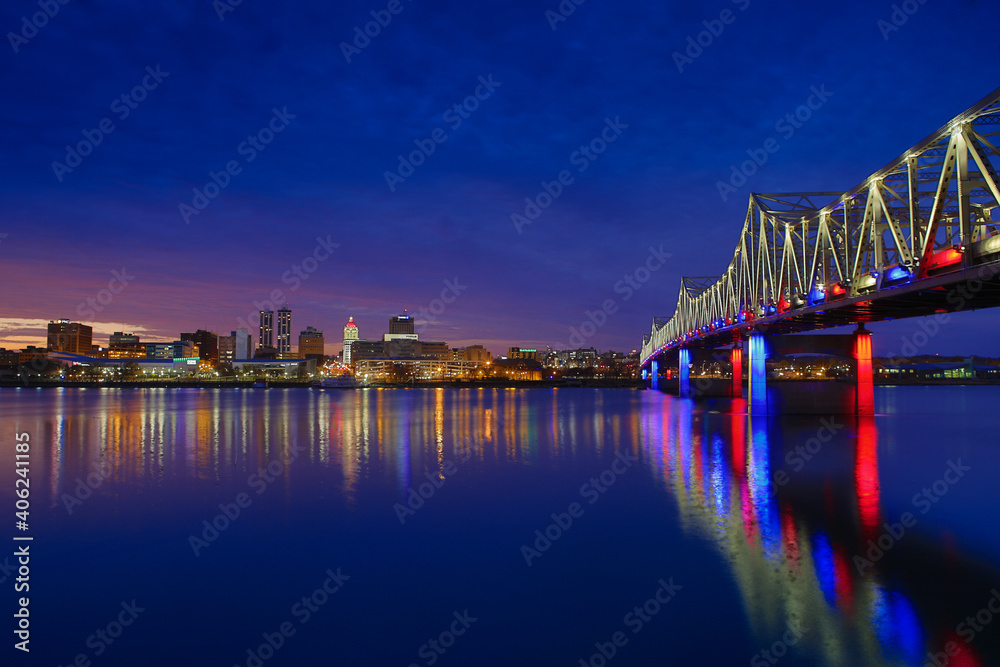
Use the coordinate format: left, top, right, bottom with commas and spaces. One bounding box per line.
748, 332, 768, 415
731, 343, 743, 399
650, 360, 659, 390
854, 325, 874, 415
679, 348, 691, 398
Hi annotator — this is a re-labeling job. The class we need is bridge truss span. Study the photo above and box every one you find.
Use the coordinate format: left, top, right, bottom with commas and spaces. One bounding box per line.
642, 86, 1000, 367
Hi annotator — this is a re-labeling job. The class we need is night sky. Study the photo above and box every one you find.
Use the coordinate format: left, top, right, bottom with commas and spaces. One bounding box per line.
3, 0, 999, 357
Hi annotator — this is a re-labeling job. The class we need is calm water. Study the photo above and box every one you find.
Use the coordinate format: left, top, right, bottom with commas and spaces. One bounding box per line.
1, 386, 999, 666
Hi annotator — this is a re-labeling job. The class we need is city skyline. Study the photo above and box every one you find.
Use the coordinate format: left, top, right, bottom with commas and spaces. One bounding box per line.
3, 2, 1000, 358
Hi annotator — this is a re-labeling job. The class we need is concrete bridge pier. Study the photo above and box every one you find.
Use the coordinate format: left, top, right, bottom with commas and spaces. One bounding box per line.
650, 359, 659, 390
679, 348, 691, 398
748, 331, 768, 415
854, 325, 874, 415
731, 343, 743, 399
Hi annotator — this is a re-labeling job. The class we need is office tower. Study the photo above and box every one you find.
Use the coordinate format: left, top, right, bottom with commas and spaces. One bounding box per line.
180, 330, 219, 364
234, 328, 251, 360
389, 313, 414, 335
259, 310, 274, 350
108, 332, 144, 359
342, 316, 358, 365
47, 319, 93, 354
218, 334, 236, 364
298, 326, 325, 359
276, 307, 292, 354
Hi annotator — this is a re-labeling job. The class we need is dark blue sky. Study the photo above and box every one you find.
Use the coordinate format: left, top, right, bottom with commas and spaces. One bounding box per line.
2, 0, 999, 356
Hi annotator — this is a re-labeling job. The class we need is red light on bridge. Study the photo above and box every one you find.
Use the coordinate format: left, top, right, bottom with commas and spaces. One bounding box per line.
830, 283, 847, 297
924, 247, 964, 275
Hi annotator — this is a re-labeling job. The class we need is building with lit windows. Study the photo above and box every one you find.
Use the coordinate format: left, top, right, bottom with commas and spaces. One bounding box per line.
180, 330, 219, 365
298, 326, 325, 359
507, 347, 537, 360
259, 310, 274, 350
47, 319, 93, 354
342, 316, 359, 365
277, 307, 292, 354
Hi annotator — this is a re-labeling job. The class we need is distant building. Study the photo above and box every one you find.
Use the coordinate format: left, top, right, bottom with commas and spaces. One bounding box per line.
454, 345, 491, 364
259, 310, 274, 350
298, 326, 325, 360
146, 343, 175, 359
234, 328, 252, 360
276, 307, 292, 354
180, 330, 219, 364
109, 332, 145, 359
508, 347, 537, 361
343, 316, 359, 365
218, 334, 236, 364
172, 340, 198, 359
389, 314, 415, 335
47, 319, 92, 354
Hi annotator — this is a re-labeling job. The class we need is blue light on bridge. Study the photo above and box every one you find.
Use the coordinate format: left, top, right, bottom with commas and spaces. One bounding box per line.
808, 285, 826, 305
885, 265, 910, 282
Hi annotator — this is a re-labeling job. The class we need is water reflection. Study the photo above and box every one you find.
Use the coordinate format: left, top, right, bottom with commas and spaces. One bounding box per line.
640, 396, 994, 667
5, 386, 998, 665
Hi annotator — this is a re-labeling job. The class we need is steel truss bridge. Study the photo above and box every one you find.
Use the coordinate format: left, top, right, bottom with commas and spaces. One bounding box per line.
641, 86, 1000, 367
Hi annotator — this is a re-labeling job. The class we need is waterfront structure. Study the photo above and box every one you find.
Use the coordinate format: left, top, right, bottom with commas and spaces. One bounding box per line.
491, 358, 544, 380
233, 358, 315, 378
355, 358, 482, 382
298, 327, 325, 359
258, 310, 274, 350
47, 319, 92, 354
276, 307, 292, 354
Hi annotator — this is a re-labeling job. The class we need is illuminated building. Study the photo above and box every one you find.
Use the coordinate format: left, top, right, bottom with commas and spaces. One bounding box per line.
507, 347, 537, 360
298, 327, 325, 360
277, 307, 292, 354
180, 330, 219, 365
342, 316, 359, 365
47, 319, 93, 354
258, 310, 274, 350
218, 334, 236, 364
108, 332, 145, 359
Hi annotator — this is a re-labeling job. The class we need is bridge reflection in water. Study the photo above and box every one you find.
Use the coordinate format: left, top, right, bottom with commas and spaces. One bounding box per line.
639, 396, 995, 667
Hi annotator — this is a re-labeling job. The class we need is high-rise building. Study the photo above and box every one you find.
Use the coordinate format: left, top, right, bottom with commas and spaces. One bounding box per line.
389, 313, 415, 335
47, 319, 93, 354
259, 310, 274, 350
298, 326, 325, 360
180, 330, 219, 364
276, 307, 292, 354
218, 334, 236, 364
342, 316, 359, 365
508, 347, 538, 361
234, 328, 251, 360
